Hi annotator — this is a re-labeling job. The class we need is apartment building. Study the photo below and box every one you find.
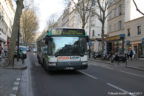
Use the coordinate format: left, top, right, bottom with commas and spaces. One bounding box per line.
107, 0, 144, 55
125, 16, 144, 58
107, 0, 125, 54
0, 0, 15, 47
85, 0, 107, 53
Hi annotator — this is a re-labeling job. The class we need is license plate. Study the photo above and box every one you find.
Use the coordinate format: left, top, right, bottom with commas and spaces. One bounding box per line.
65, 67, 74, 70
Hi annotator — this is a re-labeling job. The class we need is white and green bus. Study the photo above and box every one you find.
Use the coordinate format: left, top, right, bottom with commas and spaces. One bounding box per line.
37, 28, 89, 71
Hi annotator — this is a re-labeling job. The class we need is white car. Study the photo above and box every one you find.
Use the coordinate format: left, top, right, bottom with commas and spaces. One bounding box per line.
33, 48, 37, 53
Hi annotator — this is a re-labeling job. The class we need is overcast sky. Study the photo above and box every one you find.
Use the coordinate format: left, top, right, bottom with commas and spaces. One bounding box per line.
12, 0, 66, 33
34, 0, 65, 32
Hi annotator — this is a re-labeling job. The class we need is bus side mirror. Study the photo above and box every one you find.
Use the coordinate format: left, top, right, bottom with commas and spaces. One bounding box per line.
86, 36, 89, 42
45, 38, 48, 45
45, 36, 53, 45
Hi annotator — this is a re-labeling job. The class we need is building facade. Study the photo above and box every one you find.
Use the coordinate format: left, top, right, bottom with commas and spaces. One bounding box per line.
0, 0, 15, 47
125, 16, 144, 58
107, 0, 125, 54
107, 0, 144, 55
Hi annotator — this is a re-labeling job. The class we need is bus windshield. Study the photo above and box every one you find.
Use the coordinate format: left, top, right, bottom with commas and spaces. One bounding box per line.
48, 36, 87, 56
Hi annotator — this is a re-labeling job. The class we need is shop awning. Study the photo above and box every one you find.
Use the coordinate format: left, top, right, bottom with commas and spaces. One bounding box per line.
106, 35, 120, 41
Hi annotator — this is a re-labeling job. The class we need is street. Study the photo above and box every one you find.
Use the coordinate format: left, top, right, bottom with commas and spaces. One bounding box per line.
18, 53, 144, 96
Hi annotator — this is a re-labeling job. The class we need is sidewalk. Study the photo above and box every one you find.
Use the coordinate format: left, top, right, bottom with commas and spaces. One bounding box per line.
0, 58, 27, 96
127, 59, 144, 71
0, 58, 27, 70
89, 58, 144, 71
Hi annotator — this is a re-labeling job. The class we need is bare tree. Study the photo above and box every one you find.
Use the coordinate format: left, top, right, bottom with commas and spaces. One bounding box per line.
72, 0, 93, 28
93, 0, 112, 53
7, 0, 24, 66
7, 0, 35, 66
47, 14, 58, 29
133, 0, 144, 15
20, 9, 38, 46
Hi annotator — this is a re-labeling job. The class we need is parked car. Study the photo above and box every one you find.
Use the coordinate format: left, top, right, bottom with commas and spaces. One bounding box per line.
14, 46, 27, 59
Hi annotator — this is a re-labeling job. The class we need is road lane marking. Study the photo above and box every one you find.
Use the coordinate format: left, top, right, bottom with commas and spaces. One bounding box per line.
9, 94, 16, 96
107, 83, 136, 96
16, 78, 21, 81
12, 86, 18, 91
79, 71, 98, 80
14, 82, 20, 86
121, 71, 144, 78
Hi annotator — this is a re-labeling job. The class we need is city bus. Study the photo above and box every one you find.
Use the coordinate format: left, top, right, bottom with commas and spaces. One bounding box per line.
37, 28, 89, 71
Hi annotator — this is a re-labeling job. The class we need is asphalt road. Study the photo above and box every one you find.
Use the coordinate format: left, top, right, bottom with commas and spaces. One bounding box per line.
19, 53, 144, 96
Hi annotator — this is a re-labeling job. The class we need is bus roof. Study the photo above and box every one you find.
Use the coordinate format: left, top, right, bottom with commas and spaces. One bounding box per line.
37, 28, 87, 42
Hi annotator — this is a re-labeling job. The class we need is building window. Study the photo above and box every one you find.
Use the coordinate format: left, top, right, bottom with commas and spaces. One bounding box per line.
92, 30, 95, 36
109, 25, 111, 32
114, 8, 116, 17
109, 11, 112, 19
127, 28, 130, 37
92, 0, 96, 6
137, 26, 141, 35
114, 23, 117, 31
118, 21, 122, 30
118, 4, 122, 16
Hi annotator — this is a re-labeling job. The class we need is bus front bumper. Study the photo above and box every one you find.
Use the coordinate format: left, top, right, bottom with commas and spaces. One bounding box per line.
47, 62, 88, 71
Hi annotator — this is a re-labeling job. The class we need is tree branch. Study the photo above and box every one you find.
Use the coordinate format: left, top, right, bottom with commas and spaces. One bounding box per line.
133, 0, 144, 15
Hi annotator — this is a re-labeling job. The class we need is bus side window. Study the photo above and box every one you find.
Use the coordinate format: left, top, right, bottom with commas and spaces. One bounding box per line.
47, 41, 52, 55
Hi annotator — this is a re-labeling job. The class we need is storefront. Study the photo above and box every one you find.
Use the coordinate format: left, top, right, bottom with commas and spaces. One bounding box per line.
106, 34, 125, 54
141, 38, 144, 58
125, 40, 132, 50
0, 31, 7, 47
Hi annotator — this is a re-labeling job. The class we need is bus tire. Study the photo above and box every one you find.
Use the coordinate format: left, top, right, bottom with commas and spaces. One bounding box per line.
43, 59, 48, 71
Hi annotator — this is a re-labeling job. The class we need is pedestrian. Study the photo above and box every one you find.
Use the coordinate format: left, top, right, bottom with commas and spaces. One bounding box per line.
0, 44, 2, 59
130, 50, 133, 60
127, 50, 130, 59
124, 50, 127, 58
19, 50, 24, 64
4, 45, 8, 57
132, 49, 136, 59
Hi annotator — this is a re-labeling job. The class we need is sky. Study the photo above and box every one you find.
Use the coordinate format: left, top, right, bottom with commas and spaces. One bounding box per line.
34, 0, 66, 32
12, 0, 66, 33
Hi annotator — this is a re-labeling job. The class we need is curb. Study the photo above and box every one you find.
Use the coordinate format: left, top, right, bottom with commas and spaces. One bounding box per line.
0, 65, 27, 70
127, 66, 144, 71
4, 65, 27, 70
89, 59, 144, 71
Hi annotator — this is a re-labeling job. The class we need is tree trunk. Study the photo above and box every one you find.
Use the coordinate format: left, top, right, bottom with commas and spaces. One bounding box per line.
82, 23, 85, 28
7, 0, 24, 66
101, 22, 105, 54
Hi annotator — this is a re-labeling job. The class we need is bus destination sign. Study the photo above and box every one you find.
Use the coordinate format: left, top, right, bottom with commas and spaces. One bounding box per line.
51, 29, 85, 35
